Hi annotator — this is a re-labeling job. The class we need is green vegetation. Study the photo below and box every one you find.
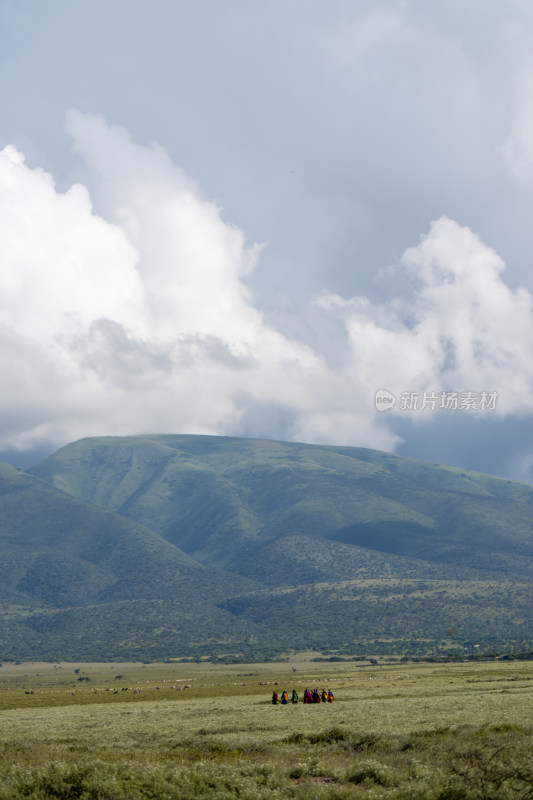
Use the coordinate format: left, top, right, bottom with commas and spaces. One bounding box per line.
0, 433, 529, 660
0, 658, 532, 798
0, 461, 260, 660
29, 435, 533, 579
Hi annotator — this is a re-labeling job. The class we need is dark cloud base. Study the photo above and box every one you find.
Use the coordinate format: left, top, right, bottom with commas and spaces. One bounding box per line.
0, 445, 58, 470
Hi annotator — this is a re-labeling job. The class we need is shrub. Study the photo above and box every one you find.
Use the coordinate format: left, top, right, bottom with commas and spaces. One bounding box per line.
308, 727, 349, 744
347, 758, 393, 787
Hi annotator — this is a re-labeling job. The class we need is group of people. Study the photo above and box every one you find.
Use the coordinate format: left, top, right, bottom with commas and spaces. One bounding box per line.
272, 688, 334, 704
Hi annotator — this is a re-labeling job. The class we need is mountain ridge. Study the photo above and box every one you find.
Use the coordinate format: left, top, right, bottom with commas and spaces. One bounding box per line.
29, 434, 533, 578
0, 432, 529, 661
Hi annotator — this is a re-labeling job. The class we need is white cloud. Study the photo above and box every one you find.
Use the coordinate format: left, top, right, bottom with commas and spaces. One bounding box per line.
2, 111, 533, 461
1, 112, 398, 454
0, 144, 145, 342
318, 216, 533, 415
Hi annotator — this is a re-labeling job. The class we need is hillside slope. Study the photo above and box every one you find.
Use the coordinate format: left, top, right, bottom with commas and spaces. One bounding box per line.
30, 434, 533, 581
10, 433, 533, 659
0, 462, 260, 660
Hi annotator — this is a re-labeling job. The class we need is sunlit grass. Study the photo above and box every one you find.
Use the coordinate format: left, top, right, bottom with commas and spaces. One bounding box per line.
1, 659, 533, 797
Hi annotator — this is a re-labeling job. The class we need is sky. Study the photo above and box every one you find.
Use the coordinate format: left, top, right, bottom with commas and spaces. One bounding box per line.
2, 0, 533, 480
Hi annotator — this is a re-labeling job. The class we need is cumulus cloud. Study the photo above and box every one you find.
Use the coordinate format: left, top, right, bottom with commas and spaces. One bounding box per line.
318, 217, 533, 416
1, 111, 532, 461
0, 112, 396, 454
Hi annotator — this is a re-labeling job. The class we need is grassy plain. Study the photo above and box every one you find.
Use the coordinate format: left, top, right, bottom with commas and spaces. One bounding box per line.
0, 658, 532, 798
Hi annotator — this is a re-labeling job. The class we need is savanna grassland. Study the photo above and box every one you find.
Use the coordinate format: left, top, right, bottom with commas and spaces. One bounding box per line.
0, 658, 532, 798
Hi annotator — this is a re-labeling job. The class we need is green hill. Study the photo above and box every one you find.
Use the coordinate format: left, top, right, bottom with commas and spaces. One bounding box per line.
30, 434, 533, 579
0, 432, 529, 661
0, 462, 260, 660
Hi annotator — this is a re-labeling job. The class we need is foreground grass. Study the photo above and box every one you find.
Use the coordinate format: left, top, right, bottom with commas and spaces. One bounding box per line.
0, 659, 533, 798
